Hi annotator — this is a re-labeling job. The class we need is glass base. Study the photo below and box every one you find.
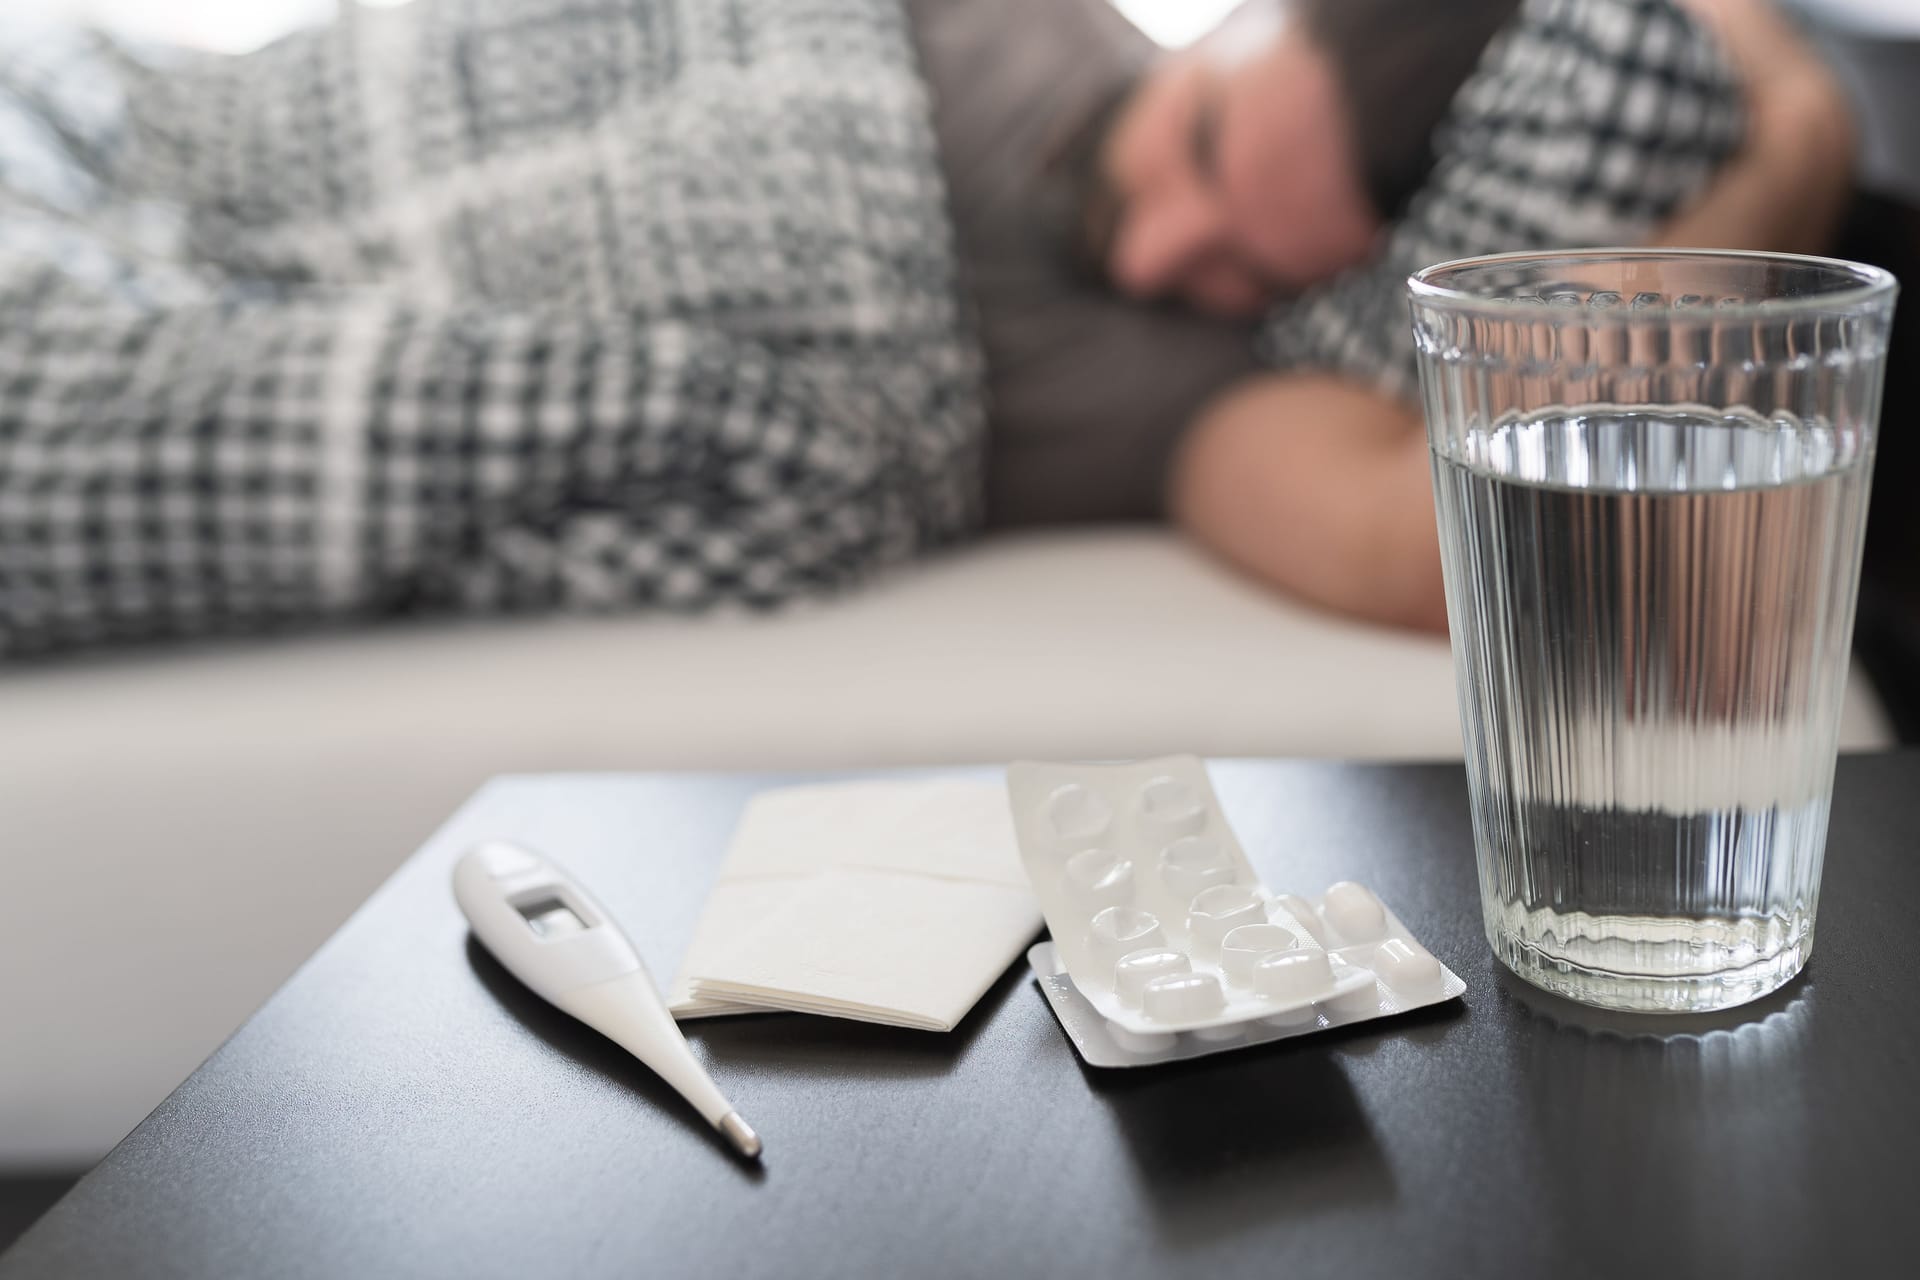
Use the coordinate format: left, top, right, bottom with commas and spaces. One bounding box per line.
1490, 921, 1812, 1014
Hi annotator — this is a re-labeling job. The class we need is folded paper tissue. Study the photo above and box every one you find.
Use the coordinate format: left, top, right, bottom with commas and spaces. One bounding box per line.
668, 778, 1042, 1031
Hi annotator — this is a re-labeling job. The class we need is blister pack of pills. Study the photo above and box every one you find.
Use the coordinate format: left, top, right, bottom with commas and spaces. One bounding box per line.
1008, 756, 1465, 1067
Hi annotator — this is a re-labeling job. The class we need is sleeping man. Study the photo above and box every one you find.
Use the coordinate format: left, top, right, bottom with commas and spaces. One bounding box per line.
0, 0, 1851, 653
1085, 0, 1854, 629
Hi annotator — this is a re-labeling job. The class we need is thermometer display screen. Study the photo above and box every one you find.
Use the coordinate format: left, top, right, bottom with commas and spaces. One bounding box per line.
516, 896, 587, 938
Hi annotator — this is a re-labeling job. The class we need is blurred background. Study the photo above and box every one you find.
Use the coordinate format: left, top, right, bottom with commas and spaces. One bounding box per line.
2, 0, 1917, 1248
49, 0, 1247, 51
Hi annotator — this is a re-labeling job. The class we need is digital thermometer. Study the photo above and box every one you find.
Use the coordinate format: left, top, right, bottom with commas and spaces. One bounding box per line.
453, 841, 762, 1159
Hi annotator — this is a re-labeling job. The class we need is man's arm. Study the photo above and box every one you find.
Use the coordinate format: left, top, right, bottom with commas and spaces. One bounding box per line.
1662, 0, 1857, 252
1174, 0, 1853, 633
1171, 376, 1444, 630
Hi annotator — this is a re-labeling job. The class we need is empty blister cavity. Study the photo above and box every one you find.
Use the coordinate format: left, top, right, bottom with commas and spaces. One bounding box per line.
1046, 783, 1113, 845
1276, 893, 1328, 945
1252, 948, 1335, 1005
1062, 848, 1134, 911
1186, 884, 1265, 957
1085, 907, 1166, 973
1372, 938, 1444, 996
1114, 948, 1191, 1008
1138, 775, 1208, 838
1159, 836, 1237, 899
1141, 971, 1225, 1022
1218, 923, 1299, 988
1318, 881, 1388, 944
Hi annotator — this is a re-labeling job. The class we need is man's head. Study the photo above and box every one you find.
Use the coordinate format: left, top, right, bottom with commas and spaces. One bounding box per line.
1085, 0, 1520, 316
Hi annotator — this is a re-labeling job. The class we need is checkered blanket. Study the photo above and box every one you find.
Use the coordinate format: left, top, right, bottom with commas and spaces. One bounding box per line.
0, 0, 1742, 656
1264, 0, 1745, 398
0, 0, 981, 655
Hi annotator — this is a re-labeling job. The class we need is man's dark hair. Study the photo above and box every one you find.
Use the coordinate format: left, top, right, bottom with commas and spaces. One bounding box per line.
1295, 0, 1523, 219
1050, 0, 1525, 279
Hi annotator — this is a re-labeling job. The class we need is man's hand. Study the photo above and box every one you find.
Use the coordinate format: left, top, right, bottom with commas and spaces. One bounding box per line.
1659, 0, 1856, 252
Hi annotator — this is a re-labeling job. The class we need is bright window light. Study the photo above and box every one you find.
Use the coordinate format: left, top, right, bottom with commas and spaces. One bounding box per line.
49, 0, 1243, 55
45, 0, 337, 53
1111, 0, 1242, 47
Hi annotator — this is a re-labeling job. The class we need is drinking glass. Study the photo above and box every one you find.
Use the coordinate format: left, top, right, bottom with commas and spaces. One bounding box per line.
1408, 249, 1897, 1012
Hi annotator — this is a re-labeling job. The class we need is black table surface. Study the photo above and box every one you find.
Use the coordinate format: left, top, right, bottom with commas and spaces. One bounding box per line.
7, 755, 1917, 1279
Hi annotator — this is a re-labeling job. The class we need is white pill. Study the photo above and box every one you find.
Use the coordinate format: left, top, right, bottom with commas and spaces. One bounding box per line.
1062, 848, 1134, 911
1324, 975, 1384, 1019
1047, 784, 1113, 844
1141, 971, 1225, 1022
1159, 836, 1237, 899
1372, 938, 1444, 995
1275, 893, 1328, 945
1218, 923, 1299, 988
1113, 947, 1192, 1007
1186, 884, 1266, 955
1319, 881, 1389, 944
1138, 776, 1208, 837
1085, 906, 1165, 972
1190, 1022, 1247, 1042
1252, 948, 1335, 1005
1108, 1023, 1178, 1055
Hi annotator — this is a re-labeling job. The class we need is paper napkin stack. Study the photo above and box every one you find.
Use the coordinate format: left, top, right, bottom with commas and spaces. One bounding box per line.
667, 778, 1041, 1031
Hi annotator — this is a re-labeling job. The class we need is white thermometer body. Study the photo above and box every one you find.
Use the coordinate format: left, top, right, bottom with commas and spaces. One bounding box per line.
452, 841, 761, 1159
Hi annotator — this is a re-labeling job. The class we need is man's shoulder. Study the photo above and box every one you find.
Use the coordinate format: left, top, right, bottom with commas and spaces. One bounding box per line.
1473, 0, 1739, 89
1446, 0, 1743, 152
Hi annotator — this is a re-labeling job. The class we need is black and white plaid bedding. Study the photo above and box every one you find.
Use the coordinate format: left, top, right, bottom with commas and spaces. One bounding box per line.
0, 0, 981, 655
1263, 0, 1745, 399
0, 0, 1742, 656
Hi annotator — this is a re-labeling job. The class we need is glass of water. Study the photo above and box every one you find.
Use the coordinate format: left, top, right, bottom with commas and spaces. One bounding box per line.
1408, 250, 1897, 1013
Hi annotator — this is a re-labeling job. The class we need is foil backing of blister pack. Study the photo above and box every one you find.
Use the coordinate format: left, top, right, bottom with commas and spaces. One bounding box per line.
1008, 756, 1465, 1065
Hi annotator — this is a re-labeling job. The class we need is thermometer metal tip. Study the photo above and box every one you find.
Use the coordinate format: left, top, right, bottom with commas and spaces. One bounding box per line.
719, 1111, 762, 1160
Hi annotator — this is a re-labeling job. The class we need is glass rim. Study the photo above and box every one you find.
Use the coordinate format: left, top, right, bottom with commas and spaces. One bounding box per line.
1407, 247, 1898, 323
